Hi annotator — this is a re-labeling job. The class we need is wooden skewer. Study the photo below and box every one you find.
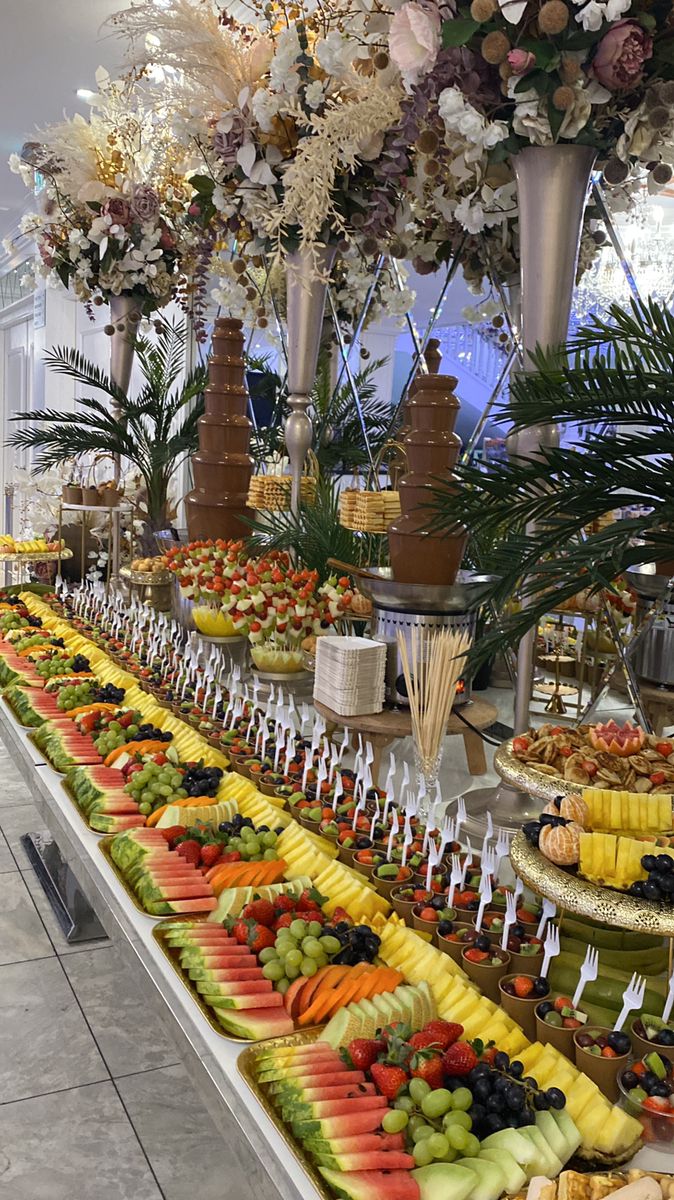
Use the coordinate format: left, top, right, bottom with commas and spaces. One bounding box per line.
397, 627, 472, 776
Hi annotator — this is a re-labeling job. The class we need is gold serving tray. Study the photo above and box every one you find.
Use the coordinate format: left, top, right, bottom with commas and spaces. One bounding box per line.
97, 836, 215, 921
238, 1029, 331, 1200
494, 740, 576, 801
511, 830, 674, 936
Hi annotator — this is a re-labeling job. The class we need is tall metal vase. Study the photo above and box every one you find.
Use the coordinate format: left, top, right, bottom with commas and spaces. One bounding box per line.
108, 294, 139, 409
284, 245, 337, 514
511, 144, 598, 734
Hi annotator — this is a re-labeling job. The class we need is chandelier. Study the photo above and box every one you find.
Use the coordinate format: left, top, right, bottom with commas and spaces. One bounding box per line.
573, 196, 674, 324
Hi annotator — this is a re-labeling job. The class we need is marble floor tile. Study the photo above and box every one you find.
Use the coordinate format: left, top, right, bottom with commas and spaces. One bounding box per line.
117, 1064, 262, 1200
0, 1082, 163, 1200
0, 775, 32, 809
0, 957, 108, 1102
63, 947, 178, 1078
0, 830, 15, 873
0, 872, 53, 965
0, 803, 49, 868
22, 866, 110, 956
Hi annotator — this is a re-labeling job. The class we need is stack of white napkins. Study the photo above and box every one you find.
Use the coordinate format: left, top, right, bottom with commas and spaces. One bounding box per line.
314, 636, 387, 716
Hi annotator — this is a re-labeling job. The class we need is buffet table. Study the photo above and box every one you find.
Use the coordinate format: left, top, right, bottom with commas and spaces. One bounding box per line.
0, 698, 318, 1200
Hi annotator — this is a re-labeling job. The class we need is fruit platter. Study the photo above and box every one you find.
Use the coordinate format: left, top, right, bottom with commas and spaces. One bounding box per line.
495, 722, 674, 802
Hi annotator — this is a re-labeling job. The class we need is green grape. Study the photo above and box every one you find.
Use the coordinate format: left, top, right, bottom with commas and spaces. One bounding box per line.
409, 1078, 431, 1105
408, 1115, 428, 1137
262, 961, 285, 982
290, 919, 308, 939
138, 803, 152, 816
427, 1133, 449, 1160
284, 961, 300, 980
394, 1095, 415, 1113
421, 1089, 453, 1119
258, 947, 278, 964
263, 848, 278, 861
462, 1133, 480, 1158
443, 1111, 472, 1132
450, 1087, 472, 1112
445, 1125, 470, 1153
300, 957, 317, 977
276, 977, 290, 995
262, 832, 277, 848
301, 938, 323, 960
382, 1109, 408, 1133
412, 1142, 434, 1167
411, 1124, 435, 1145
307, 921, 322, 938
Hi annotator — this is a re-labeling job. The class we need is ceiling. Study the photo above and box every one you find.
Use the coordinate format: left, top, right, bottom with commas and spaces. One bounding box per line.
0, 0, 124, 243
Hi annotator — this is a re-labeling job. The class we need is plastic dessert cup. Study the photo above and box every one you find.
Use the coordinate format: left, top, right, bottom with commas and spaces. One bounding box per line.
535, 1001, 577, 1058
462, 947, 510, 1003
390, 887, 428, 921
498, 975, 543, 1041
630, 1016, 674, 1065
617, 1070, 674, 1154
573, 1027, 629, 1102
373, 865, 412, 898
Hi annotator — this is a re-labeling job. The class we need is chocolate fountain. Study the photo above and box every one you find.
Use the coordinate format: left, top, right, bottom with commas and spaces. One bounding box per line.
185, 318, 253, 541
388, 372, 467, 586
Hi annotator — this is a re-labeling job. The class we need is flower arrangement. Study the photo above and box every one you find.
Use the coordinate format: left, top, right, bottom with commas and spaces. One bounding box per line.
112, 0, 406, 329
166, 540, 354, 659
379, 0, 674, 258
10, 69, 200, 315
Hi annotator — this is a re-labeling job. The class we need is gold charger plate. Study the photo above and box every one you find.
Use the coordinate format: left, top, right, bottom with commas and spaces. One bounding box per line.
494, 740, 576, 801
97, 836, 215, 921
511, 830, 674, 936
238, 1029, 330, 1200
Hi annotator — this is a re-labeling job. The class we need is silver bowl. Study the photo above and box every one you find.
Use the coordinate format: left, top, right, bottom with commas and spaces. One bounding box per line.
354, 568, 497, 614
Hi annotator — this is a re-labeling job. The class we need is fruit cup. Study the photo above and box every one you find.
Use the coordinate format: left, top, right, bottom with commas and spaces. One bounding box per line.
513, 904, 542, 935
536, 996, 587, 1057
631, 1016, 674, 1064
505, 936, 544, 976
372, 863, 412, 898
618, 1054, 674, 1153
573, 1027, 631, 1102
353, 849, 383, 880
412, 902, 456, 940
462, 945, 510, 1003
438, 924, 480, 965
389, 886, 430, 921
499, 974, 550, 1041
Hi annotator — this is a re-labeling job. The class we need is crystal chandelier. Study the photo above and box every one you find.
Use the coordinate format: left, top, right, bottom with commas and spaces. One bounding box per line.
573, 196, 674, 324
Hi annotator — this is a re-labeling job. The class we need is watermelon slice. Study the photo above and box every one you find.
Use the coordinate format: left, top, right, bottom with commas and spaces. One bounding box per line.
292, 1110, 387, 1138
314, 1151, 414, 1172
305, 1133, 405, 1156
319, 1168, 420, 1200
4, 685, 59, 726
213, 1006, 294, 1039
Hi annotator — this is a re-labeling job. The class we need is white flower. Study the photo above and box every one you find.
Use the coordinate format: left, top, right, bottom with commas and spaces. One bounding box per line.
315, 30, 357, 77
559, 85, 592, 138
269, 26, 301, 94
251, 87, 281, 133
455, 195, 487, 234
388, 2, 441, 86
576, 0, 605, 30
304, 79, 325, 110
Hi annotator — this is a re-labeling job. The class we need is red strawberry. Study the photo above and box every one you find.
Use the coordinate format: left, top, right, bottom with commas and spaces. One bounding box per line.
343, 1039, 385, 1070
409, 1030, 443, 1052
370, 1063, 408, 1100
274, 913, 295, 930
464, 948, 489, 963
200, 844, 222, 868
247, 923, 276, 954
513, 976, 534, 998
411, 1052, 445, 1090
423, 1021, 463, 1050
230, 919, 249, 945
644, 1096, 669, 1112
222, 850, 241, 862
273, 895, 297, 913
175, 839, 201, 866
243, 899, 275, 927
160, 825, 187, 844
442, 1042, 478, 1077
332, 907, 351, 925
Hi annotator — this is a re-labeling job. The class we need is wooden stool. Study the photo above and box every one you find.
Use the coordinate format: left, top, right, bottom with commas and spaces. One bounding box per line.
313, 698, 499, 785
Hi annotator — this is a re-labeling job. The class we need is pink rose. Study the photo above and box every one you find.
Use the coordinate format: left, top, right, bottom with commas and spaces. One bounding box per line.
102, 197, 131, 227
389, 2, 441, 83
592, 19, 653, 91
130, 185, 160, 223
507, 48, 535, 75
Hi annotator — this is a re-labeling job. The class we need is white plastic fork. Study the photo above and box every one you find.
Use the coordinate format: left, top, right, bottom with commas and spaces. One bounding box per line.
460, 838, 473, 888
535, 898, 557, 941
475, 850, 495, 932
572, 945, 599, 1010
662, 969, 674, 1024
541, 923, 560, 978
493, 828, 511, 883
455, 796, 467, 839
501, 890, 518, 951
448, 854, 463, 907
614, 973, 646, 1032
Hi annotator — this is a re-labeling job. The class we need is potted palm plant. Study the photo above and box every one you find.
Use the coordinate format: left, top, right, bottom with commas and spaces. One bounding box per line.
10, 320, 207, 547
428, 299, 674, 668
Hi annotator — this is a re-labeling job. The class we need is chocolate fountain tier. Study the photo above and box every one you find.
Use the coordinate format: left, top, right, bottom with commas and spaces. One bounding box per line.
185, 317, 254, 542
388, 372, 467, 586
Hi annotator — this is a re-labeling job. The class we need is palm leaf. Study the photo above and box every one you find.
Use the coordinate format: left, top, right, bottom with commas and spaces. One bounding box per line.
245, 476, 361, 581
